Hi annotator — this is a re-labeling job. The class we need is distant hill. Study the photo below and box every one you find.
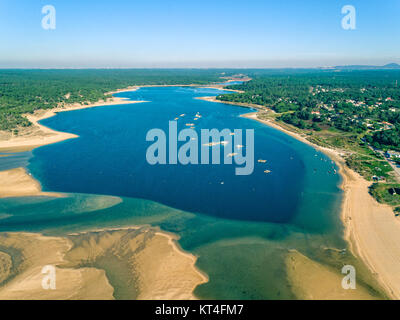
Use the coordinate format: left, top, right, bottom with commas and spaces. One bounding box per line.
383, 63, 400, 69
332, 63, 400, 70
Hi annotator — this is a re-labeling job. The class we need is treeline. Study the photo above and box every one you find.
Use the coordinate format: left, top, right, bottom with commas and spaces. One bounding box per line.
366, 127, 400, 151
0, 69, 228, 131
218, 77, 311, 111
217, 70, 400, 148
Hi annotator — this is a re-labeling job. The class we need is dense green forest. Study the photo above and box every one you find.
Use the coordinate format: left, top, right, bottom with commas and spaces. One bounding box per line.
2, 69, 400, 152
0, 69, 231, 131
218, 70, 400, 150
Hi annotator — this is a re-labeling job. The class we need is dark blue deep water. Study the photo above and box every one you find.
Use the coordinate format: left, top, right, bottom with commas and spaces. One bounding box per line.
29, 87, 340, 228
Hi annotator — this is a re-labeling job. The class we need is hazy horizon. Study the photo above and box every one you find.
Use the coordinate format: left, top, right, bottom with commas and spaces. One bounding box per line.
1, 0, 399, 68
0, 63, 399, 70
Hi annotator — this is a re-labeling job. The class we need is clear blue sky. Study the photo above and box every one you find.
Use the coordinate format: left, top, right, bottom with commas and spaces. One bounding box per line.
1, 0, 399, 68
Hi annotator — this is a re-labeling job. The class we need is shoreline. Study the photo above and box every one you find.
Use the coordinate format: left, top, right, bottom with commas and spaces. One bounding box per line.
0, 83, 241, 299
0, 228, 207, 300
196, 96, 260, 108
2, 82, 397, 299
0, 85, 212, 299
0, 97, 147, 152
241, 112, 400, 300
0, 167, 62, 199
107, 83, 245, 96
66, 225, 209, 287
0, 82, 241, 153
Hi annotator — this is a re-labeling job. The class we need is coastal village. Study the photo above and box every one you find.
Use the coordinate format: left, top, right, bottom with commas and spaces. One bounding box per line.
218, 74, 400, 218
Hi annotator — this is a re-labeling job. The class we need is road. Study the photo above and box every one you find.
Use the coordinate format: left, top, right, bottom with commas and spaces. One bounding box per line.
388, 160, 400, 183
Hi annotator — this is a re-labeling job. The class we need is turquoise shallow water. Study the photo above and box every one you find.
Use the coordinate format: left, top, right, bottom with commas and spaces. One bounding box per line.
0, 86, 350, 299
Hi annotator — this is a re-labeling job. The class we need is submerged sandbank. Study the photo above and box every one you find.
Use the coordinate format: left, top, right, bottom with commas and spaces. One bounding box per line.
0, 168, 207, 299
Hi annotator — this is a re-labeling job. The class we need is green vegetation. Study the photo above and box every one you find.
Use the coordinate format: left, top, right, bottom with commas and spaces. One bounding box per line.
0, 69, 230, 131
218, 70, 400, 141
346, 156, 393, 181
369, 183, 400, 207
218, 70, 400, 208
366, 128, 400, 151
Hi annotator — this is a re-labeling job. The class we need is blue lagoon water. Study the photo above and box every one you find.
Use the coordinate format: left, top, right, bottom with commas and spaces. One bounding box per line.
0, 86, 368, 299
29, 87, 340, 226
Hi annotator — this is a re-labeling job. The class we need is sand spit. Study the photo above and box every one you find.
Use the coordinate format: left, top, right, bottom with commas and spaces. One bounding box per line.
0, 97, 147, 152
0, 167, 60, 199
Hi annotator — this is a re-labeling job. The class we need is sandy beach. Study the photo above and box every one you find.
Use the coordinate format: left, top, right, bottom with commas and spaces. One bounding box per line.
0, 90, 209, 299
0, 89, 209, 299
0, 232, 114, 300
0, 167, 60, 198
0, 228, 206, 300
285, 250, 378, 300
107, 81, 247, 96
0, 83, 240, 152
196, 95, 256, 106
0, 185, 207, 300
0, 97, 146, 152
242, 112, 400, 299
66, 227, 207, 300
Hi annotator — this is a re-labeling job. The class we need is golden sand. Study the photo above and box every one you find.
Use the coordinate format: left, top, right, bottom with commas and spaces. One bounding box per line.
0, 252, 12, 284
0, 232, 114, 300
2, 83, 396, 300
285, 251, 377, 300
0, 228, 207, 300
0, 97, 147, 152
0, 168, 59, 198
242, 111, 400, 299
63, 228, 207, 300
